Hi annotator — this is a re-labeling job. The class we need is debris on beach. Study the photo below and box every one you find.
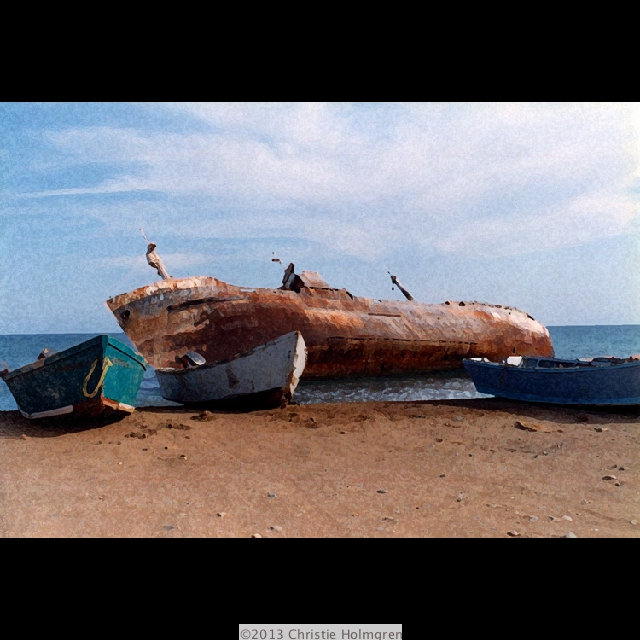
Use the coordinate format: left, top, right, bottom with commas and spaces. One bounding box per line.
514, 420, 538, 432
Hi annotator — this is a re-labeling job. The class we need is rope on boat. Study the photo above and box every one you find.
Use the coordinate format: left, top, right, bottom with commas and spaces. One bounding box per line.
83, 357, 113, 398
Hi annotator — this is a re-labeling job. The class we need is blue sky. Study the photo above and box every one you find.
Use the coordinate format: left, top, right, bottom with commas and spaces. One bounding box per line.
1, 102, 639, 333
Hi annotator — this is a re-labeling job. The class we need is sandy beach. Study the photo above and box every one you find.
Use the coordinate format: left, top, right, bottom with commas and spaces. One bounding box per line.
0, 399, 638, 538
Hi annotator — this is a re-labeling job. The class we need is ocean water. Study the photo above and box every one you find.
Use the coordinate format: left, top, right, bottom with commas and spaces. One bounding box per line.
1, 325, 639, 411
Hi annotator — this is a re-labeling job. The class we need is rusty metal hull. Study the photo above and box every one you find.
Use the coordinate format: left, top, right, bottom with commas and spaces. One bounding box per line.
105, 276, 554, 379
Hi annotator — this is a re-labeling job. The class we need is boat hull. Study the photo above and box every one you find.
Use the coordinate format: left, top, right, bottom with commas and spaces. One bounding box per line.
463, 358, 640, 405
106, 276, 554, 378
155, 331, 306, 409
2, 336, 147, 419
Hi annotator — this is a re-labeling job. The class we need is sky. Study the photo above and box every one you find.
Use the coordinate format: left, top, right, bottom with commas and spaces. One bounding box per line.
1, 102, 639, 334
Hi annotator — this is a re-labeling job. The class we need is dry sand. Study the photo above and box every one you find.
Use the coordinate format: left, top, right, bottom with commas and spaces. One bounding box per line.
0, 399, 638, 537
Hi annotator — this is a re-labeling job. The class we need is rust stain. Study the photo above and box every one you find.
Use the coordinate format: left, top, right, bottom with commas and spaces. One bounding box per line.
105, 274, 554, 378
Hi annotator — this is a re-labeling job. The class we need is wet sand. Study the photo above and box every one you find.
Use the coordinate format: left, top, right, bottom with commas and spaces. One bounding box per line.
0, 399, 638, 537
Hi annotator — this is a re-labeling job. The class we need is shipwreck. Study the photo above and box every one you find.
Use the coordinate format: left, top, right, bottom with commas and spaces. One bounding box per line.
105, 243, 554, 379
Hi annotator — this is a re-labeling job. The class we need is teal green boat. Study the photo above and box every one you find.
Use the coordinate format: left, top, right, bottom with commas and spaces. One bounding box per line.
0, 335, 147, 419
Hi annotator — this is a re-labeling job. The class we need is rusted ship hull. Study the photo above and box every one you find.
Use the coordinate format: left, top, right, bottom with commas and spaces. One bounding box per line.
105, 276, 554, 379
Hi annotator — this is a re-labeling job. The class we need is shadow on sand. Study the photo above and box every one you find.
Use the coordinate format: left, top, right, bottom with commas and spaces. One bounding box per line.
0, 409, 130, 439
425, 397, 640, 423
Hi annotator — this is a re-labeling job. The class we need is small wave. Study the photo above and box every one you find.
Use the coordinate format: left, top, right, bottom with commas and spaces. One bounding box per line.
294, 371, 492, 405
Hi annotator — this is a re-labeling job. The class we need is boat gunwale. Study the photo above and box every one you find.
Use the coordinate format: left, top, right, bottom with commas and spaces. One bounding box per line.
105, 276, 544, 324
2, 335, 146, 382
463, 358, 640, 374
155, 331, 303, 377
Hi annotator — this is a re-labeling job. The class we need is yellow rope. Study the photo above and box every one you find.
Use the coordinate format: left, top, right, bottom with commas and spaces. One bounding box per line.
83, 357, 113, 398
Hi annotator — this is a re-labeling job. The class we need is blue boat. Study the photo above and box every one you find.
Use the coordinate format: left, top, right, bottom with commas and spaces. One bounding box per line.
463, 355, 640, 406
0, 335, 147, 419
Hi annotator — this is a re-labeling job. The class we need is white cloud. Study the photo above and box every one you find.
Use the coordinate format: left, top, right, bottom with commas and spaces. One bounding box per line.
435, 189, 638, 256
22, 102, 640, 260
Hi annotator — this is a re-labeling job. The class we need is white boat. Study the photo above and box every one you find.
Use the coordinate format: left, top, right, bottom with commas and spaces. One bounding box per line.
155, 331, 306, 409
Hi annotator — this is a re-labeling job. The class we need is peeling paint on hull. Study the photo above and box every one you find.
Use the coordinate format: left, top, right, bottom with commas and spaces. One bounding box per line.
105, 276, 554, 378
2, 335, 147, 418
